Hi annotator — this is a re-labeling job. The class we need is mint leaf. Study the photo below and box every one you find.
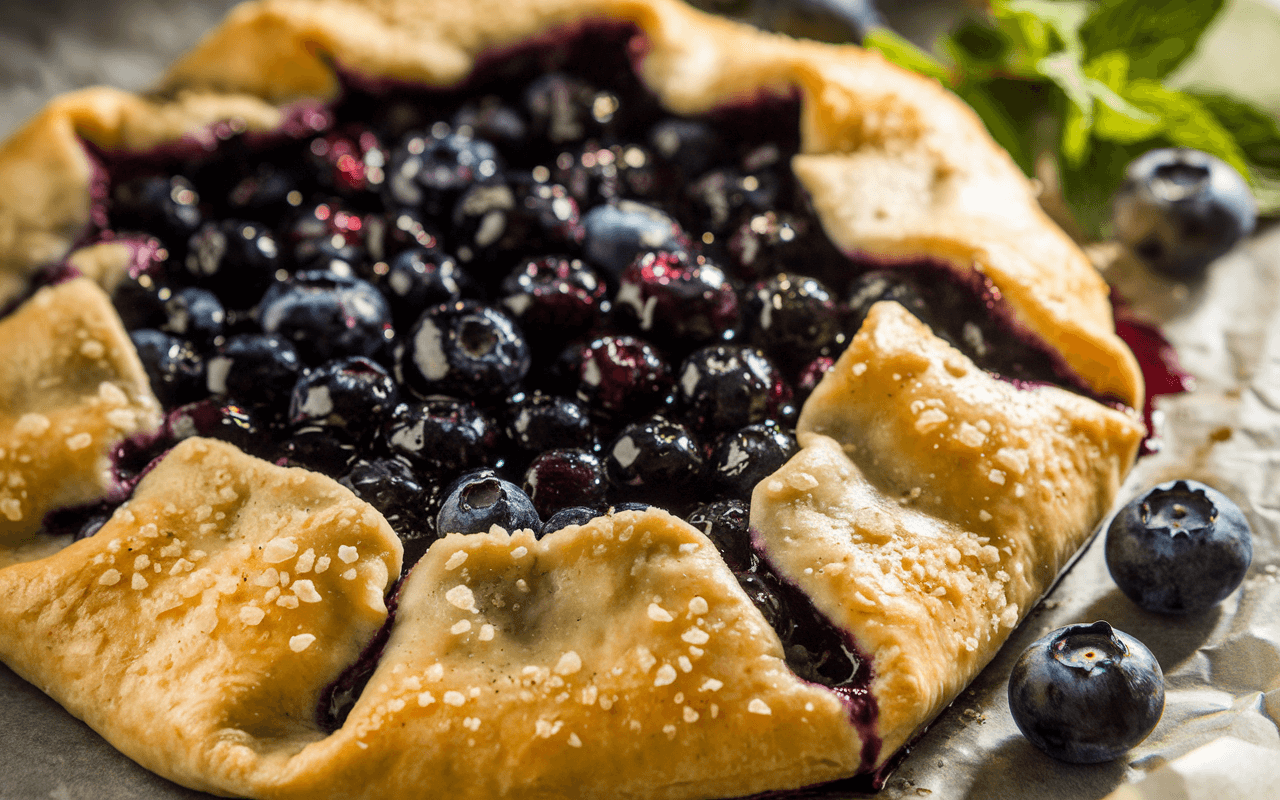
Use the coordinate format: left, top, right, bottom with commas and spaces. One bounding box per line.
1080, 0, 1225, 80
1058, 136, 1152, 235
862, 28, 951, 83
992, 0, 1095, 64
1085, 51, 1162, 143
1190, 91, 1280, 168
1121, 79, 1250, 175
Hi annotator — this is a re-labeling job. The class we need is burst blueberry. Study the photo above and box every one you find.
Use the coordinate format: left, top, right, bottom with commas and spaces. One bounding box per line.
614, 251, 741, 352
500, 256, 607, 347
258, 270, 394, 366
523, 448, 608, 519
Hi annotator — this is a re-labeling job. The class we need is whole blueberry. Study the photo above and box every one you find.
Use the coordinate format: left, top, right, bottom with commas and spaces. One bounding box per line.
581, 200, 688, 281
166, 398, 271, 459
109, 241, 171, 331
385, 128, 504, 216
845, 271, 934, 334
286, 200, 368, 275
500, 256, 607, 346
226, 162, 305, 221
383, 398, 499, 475
685, 499, 753, 572
258, 270, 394, 366
399, 300, 530, 400
305, 127, 388, 198
504, 391, 595, 453
451, 96, 528, 154
450, 181, 516, 266
161, 286, 225, 347
276, 426, 357, 477
437, 474, 541, 535
674, 345, 792, 433
374, 247, 478, 328
575, 335, 674, 420
523, 448, 608, 519
709, 422, 799, 501
605, 415, 705, 509
206, 333, 303, 419
523, 72, 603, 145
745, 273, 841, 364
110, 175, 203, 251
648, 117, 720, 177
1009, 621, 1164, 763
130, 328, 206, 408
685, 167, 780, 235
1105, 479, 1253, 613
614, 251, 741, 351
288, 356, 400, 441
340, 457, 439, 568
541, 505, 602, 537
1112, 148, 1257, 280
184, 219, 279, 306
363, 208, 444, 263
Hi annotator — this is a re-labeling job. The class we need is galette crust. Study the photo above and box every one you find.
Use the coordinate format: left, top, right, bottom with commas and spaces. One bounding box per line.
0, 0, 1141, 407
753, 302, 1144, 760
0, 277, 161, 545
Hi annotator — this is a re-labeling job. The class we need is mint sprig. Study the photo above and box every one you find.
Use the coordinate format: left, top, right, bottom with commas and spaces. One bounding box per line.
863, 0, 1280, 238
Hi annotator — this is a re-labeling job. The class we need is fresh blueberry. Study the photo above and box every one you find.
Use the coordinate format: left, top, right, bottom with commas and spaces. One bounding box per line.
374, 247, 478, 328
541, 505, 601, 536
1112, 147, 1257, 279
451, 96, 528, 154
305, 127, 388, 199
206, 333, 302, 420
399, 300, 530, 400
166, 398, 271, 459
385, 127, 504, 216
437, 473, 541, 535
523, 448, 608, 520
161, 286, 225, 347
288, 356, 400, 441
340, 457, 439, 568
286, 200, 368, 275
499, 256, 607, 348
685, 499, 753, 572
383, 398, 499, 475
363, 208, 444, 263
745, 273, 841, 364
110, 175, 203, 252
574, 335, 674, 420
648, 117, 720, 177
685, 167, 780, 236
581, 200, 688, 281
1009, 621, 1164, 763
1105, 479, 1253, 613
504, 391, 595, 453
450, 181, 517, 266
605, 415, 705, 509
709, 422, 799, 501
258, 270, 394, 365
674, 345, 791, 433
130, 328, 206, 408
184, 219, 280, 306
614, 251, 741, 351
275, 425, 357, 477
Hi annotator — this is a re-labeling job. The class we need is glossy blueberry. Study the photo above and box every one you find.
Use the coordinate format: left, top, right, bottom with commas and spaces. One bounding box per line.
305, 127, 387, 198
166, 398, 271, 459
258, 271, 394, 366
451, 96, 528, 154
161, 286, 225, 347
450, 181, 516, 266
340, 457, 438, 568
795, 355, 835, 403
685, 167, 780, 235
399, 300, 530, 400
685, 499, 753, 572
710, 422, 799, 501
184, 219, 279, 306
745, 273, 841, 364
108, 240, 172, 331
734, 570, 794, 642
385, 128, 504, 216
363, 208, 444, 263
540, 505, 601, 537
500, 256, 607, 346
574, 335, 674, 420
605, 415, 705, 509
374, 247, 478, 328
674, 345, 792, 434
1113, 148, 1257, 280
288, 356, 400, 441
501, 179, 585, 254
286, 200, 368, 275
275, 426, 357, 477
110, 175, 203, 251
648, 117, 719, 177
727, 211, 830, 281
206, 333, 302, 420
581, 200, 688, 281
1009, 621, 1164, 763
383, 398, 499, 475
226, 162, 305, 221
1105, 480, 1253, 613
523, 72, 604, 145
523, 448, 608, 519
845, 270, 933, 334
614, 251, 741, 351
504, 391, 595, 453
436, 474, 541, 535
130, 328, 206, 408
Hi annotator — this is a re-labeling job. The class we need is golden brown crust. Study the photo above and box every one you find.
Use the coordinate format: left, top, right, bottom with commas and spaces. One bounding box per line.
0, 0, 1141, 406
753, 302, 1143, 759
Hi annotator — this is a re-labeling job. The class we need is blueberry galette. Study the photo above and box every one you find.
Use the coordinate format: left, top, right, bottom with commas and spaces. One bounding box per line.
0, 0, 1146, 797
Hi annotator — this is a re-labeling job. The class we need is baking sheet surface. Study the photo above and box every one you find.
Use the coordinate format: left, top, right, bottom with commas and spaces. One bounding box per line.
1, 2, 1278, 798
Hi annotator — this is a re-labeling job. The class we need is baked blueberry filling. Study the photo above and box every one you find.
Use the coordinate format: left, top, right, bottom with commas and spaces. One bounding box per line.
14, 22, 1170, 778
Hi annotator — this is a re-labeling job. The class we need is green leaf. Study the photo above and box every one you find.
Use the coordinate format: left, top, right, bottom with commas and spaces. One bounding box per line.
941, 17, 1012, 73
1190, 91, 1280, 168
1121, 79, 1250, 175
1058, 136, 1154, 235
1080, 0, 1225, 80
992, 0, 1095, 63
1084, 51, 1163, 142
863, 28, 951, 83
